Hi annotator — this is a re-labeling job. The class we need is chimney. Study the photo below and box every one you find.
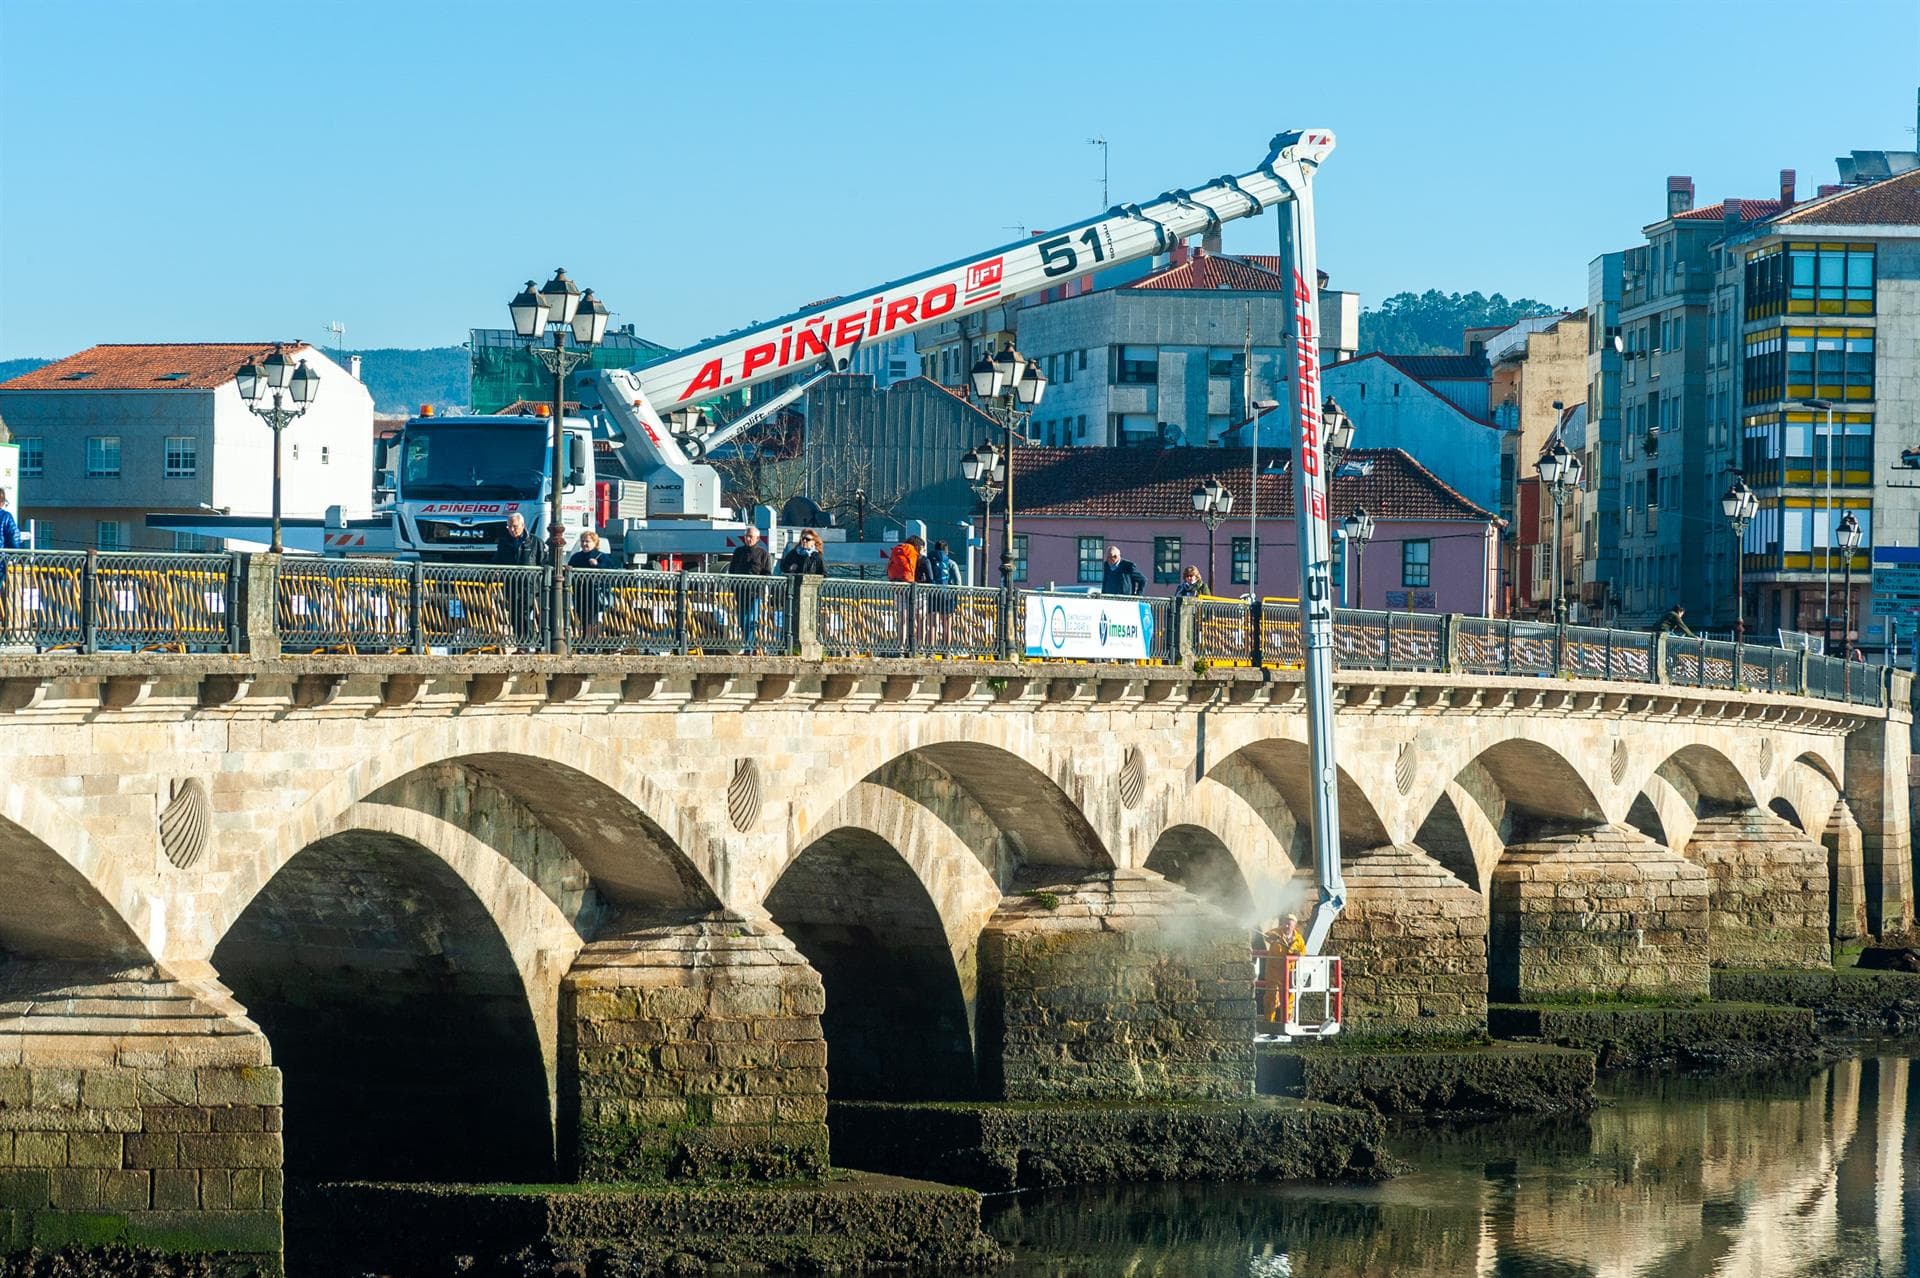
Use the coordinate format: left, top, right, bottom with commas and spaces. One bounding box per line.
1779, 168, 1796, 205
1818, 184, 1843, 198
1667, 176, 1695, 216
348, 354, 363, 381
1170, 239, 1190, 265
1201, 225, 1223, 255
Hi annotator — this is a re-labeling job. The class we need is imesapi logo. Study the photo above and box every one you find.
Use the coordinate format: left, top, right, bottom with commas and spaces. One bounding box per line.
1099, 614, 1141, 646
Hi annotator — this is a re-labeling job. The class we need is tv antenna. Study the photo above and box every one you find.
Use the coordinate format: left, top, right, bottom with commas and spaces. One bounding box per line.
326, 321, 345, 357
1086, 136, 1109, 207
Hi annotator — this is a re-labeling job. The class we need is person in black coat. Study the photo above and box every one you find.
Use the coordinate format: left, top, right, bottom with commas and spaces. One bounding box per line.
1102, 545, 1146, 596
779, 528, 827, 576
495, 511, 544, 565
728, 527, 773, 652
567, 530, 615, 640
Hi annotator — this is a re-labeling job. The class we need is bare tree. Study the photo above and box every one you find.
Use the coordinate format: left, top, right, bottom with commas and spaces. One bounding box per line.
709, 411, 906, 532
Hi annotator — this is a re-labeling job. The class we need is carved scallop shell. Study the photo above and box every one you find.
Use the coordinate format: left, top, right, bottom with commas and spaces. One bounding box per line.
159, 778, 210, 870
1118, 748, 1145, 810
727, 759, 763, 833
1609, 739, 1629, 785
1757, 738, 1775, 777
1394, 743, 1416, 795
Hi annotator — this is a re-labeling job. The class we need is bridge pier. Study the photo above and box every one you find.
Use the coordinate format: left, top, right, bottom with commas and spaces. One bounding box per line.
1843, 718, 1916, 934
0, 963, 282, 1268
558, 913, 829, 1183
1824, 799, 1869, 944
974, 870, 1251, 1102
1683, 810, 1829, 968
1330, 845, 1488, 1036
1490, 826, 1710, 1002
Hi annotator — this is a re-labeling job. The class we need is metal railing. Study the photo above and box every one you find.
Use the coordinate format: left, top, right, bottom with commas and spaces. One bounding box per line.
0, 550, 1899, 710
0, 550, 238, 652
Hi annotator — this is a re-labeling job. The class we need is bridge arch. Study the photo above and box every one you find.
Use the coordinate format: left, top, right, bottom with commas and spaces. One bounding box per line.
0, 783, 149, 962
1148, 776, 1296, 920
1204, 736, 1394, 855
765, 782, 1000, 1101
212, 823, 556, 1183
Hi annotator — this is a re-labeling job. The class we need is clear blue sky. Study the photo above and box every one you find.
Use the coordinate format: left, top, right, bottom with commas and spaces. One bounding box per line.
2, 0, 1915, 362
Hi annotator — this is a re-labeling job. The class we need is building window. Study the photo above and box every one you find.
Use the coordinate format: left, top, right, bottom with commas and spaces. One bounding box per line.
1786, 242, 1874, 315
95, 520, 126, 551
1115, 345, 1156, 385
320, 445, 331, 465
86, 436, 121, 478
18, 437, 43, 477
30, 520, 52, 550
1153, 536, 1182, 583
1076, 415, 1087, 439
1077, 537, 1104, 584
1402, 539, 1431, 588
172, 532, 219, 552
1011, 534, 1028, 582
1206, 349, 1237, 379
1230, 536, 1252, 584
164, 436, 197, 478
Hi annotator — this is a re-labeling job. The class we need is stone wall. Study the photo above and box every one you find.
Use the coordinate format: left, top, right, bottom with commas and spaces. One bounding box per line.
559, 915, 828, 1182
0, 964, 282, 1270
1683, 809, 1829, 969
1330, 845, 1488, 1037
1490, 826, 1710, 1002
975, 871, 1253, 1102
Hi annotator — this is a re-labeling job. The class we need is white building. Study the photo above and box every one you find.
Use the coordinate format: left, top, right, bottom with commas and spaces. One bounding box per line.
0, 343, 375, 551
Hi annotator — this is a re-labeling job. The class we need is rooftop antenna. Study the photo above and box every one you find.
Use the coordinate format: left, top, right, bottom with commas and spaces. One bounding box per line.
1086, 136, 1109, 207
326, 321, 345, 359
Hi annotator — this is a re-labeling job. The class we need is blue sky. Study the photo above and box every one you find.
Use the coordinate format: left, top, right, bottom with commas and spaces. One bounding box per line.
1, 0, 1915, 361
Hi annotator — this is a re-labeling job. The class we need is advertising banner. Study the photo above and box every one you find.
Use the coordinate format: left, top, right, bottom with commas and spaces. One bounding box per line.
1024, 594, 1154, 661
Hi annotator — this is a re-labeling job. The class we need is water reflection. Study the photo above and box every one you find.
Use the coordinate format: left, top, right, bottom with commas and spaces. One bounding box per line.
985, 1054, 1917, 1277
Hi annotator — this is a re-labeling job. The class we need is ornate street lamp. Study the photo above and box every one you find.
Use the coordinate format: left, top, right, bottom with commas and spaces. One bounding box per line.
1836, 510, 1862, 657
1720, 475, 1759, 644
1341, 506, 1375, 608
969, 344, 1044, 585
509, 268, 608, 654
1324, 396, 1355, 461
235, 344, 320, 554
960, 440, 1006, 585
1536, 439, 1582, 624
1191, 475, 1234, 590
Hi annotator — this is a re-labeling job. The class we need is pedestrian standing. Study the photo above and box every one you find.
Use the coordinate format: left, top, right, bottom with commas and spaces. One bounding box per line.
917, 538, 962, 647
1102, 545, 1146, 596
1176, 566, 1206, 599
0, 487, 19, 634
493, 510, 544, 648
728, 527, 773, 653
780, 529, 827, 576
567, 530, 614, 641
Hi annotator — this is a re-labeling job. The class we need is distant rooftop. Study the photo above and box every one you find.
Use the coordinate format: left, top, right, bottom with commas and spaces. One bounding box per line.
0, 342, 306, 391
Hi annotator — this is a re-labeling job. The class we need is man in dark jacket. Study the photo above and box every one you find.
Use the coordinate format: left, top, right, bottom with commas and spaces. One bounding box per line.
728, 527, 773, 652
1653, 603, 1695, 637
1102, 545, 1146, 596
495, 511, 543, 565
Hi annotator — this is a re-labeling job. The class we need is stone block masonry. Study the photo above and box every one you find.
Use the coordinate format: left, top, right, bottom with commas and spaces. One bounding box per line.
1683, 809, 1829, 969
559, 914, 829, 1183
976, 870, 1254, 1102
1490, 826, 1710, 1002
0, 963, 283, 1273
1330, 845, 1488, 1036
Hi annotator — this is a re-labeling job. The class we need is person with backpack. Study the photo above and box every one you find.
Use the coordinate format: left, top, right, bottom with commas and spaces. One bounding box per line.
885, 535, 924, 647
917, 539, 962, 648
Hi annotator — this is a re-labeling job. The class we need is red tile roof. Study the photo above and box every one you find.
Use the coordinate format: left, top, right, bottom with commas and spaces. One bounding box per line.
0, 342, 307, 391
1010, 446, 1496, 523
1769, 169, 1920, 226
1124, 252, 1289, 292
1672, 198, 1790, 222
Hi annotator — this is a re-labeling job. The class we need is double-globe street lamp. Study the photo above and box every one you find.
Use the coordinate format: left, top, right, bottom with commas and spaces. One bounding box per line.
1535, 439, 1584, 624
235, 345, 321, 554
959, 441, 1006, 586
968, 345, 1047, 584
1721, 475, 1759, 644
509, 270, 611, 655
1189, 476, 1234, 592
1836, 510, 1862, 657
1341, 506, 1375, 608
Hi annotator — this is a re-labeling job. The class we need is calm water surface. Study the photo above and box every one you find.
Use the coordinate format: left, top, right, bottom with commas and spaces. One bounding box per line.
984, 1054, 1919, 1278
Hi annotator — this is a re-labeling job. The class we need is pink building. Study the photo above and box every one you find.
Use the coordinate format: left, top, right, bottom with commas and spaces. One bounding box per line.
994, 446, 1502, 616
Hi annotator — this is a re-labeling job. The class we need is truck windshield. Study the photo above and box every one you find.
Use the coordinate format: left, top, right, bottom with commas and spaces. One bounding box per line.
399, 425, 548, 500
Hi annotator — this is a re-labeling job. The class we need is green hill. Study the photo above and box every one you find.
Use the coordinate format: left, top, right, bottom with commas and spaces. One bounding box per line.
342, 347, 469, 415
1358, 290, 1561, 356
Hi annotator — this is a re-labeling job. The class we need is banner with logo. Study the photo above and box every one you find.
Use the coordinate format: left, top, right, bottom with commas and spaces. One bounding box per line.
1024, 595, 1155, 661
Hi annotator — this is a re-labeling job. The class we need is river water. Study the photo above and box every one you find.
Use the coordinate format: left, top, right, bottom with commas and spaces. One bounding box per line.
985, 1054, 1919, 1277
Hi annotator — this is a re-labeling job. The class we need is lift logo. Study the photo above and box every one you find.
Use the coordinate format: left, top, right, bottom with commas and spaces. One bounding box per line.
963, 257, 1004, 303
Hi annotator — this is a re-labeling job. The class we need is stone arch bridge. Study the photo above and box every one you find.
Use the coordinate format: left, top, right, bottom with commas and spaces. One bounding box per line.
0, 651, 1910, 1257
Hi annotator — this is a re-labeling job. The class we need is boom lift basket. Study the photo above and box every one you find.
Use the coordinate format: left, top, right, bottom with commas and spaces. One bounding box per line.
1252, 945, 1342, 1042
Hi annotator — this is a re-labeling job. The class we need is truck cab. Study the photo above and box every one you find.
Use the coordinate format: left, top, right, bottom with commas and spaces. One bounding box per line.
380, 409, 595, 561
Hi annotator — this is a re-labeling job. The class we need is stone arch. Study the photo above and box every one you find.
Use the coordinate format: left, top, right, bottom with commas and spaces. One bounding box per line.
0, 789, 149, 962
1145, 825, 1255, 918
1626, 792, 1671, 847
222, 719, 721, 955
1630, 769, 1696, 852
1464, 738, 1607, 833
212, 828, 554, 1183
790, 737, 1115, 885
1206, 737, 1393, 855
766, 783, 999, 1101
1649, 743, 1759, 814
1411, 785, 1502, 893
1770, 754, 1842, 841
1151, 775, 1298, 920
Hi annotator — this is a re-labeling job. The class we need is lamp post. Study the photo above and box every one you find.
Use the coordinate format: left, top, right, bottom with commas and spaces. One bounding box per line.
1802, 397, 1837, 654
1342, 507, 1375, 609
1721, 475, 1759, 644
1535, 439, 1583, 624
1324, 396, 1355, 465
959, 441, 1005, 587
1189, 476, 1234, 592
1836, 510, 1862, 657
969, 345, 1046, 585
510, 270, 609, 655
235, 345, 320, 554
